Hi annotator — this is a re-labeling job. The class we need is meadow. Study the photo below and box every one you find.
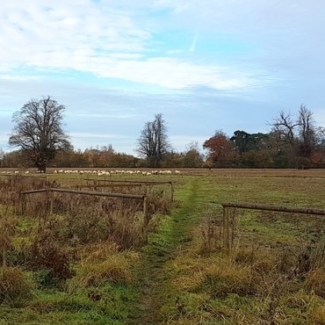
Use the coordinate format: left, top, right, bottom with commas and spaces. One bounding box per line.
0, 168, 325, 325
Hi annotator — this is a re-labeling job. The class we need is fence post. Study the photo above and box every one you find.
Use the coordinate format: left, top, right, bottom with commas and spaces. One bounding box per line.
48, 188, 53, 215
231, 208, 237, 247
20, 193, 25, 215
143, 196, 148, 225
223, 207, 230, 253
170, 182, 174, 202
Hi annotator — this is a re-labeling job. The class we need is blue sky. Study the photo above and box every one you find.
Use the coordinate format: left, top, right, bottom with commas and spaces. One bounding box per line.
1, 0, 325, 155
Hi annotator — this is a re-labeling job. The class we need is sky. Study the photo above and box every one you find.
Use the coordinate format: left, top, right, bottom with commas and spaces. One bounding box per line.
1, 0, 325, 156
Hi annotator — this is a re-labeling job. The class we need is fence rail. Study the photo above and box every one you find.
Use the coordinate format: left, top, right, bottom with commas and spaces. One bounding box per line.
222, 202, 325, 216
221, 202, 325, 253
84, 178, 174, 202
21, 187, 148, 221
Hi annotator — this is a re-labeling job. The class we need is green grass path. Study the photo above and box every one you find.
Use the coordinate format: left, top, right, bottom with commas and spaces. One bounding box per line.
127, 177, 201, 324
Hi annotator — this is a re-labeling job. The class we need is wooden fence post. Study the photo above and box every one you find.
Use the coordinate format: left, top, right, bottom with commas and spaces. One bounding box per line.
20, 193, 25, 215
223, 207, 231, 253
220, 202, 325, 254
143, 196, 148, 225
48, 188, 53, 215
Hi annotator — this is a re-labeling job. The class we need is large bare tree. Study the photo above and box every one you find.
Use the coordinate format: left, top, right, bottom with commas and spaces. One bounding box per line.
271, 110, 298, 147
297, 105, 316, 158
136, 113, 170, 167
9, 96, 71, 173
270, 105, 319, 167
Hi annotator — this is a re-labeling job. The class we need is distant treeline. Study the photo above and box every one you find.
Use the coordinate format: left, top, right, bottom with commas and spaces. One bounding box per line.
1, 127, 325, 169
2, 102, 324, 169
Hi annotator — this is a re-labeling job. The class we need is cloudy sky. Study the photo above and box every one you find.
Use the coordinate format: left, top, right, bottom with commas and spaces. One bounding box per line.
1, 0, 325, 155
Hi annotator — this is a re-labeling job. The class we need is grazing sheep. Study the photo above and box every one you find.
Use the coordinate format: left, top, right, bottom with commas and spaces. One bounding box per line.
97, 171, 110, 176
159, 170, 172, 175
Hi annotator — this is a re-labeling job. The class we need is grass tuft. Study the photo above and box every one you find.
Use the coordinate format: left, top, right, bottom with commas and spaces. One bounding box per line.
81, 255, 135, 287
0, 267, 33, 306
304, 268, 325, 298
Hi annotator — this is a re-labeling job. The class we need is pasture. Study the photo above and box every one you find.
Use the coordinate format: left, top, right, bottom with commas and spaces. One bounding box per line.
0, 168, 325, 324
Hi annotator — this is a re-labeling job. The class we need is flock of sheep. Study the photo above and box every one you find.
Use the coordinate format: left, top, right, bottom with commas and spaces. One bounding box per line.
1, 169, 181, 176
53, 169, 181, 176
1, 170, 31, 175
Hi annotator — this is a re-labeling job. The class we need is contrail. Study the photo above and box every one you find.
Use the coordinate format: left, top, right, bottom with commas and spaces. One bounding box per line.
189, 30, 199, 52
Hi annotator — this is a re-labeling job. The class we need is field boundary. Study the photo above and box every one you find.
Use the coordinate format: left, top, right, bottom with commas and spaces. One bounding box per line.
20, 187, 148, 221
221, 202, 325, 252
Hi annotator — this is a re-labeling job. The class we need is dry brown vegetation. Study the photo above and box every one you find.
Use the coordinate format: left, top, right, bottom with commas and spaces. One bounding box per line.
1, 168, 325, 324
0, 173, 173, 310
158, 169, 325, 324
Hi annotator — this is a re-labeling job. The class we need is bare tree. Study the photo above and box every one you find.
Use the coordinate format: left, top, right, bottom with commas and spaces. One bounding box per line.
270, 105, 320, 167
182, 142, 204, 168
136, 113, 170, 167
272, 110, 298, 146
297, 105, 316, 158
270, 110, 300, 167
9, 96, 71, 173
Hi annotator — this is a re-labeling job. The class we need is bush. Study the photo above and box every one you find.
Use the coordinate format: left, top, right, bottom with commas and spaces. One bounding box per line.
0, 267, 33, 306
28, 232, 75, 282
33, 269, 62, 289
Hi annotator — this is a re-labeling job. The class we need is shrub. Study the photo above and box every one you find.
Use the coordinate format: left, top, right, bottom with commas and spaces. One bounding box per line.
33, 269, 62, 289
0, 267, 33, 306
28, 232, 75, 282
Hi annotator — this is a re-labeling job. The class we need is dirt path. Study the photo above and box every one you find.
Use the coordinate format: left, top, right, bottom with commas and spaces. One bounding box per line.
127, 178, 200, 325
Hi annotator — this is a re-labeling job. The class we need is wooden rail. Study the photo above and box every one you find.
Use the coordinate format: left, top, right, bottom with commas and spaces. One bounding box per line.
222, 202, 325, 216
221, 202, 325, 253
84, 178, 172, 185
21, 188, 148, 221
84, 179, 174, 202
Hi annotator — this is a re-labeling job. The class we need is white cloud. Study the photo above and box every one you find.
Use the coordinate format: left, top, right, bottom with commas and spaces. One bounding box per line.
0, 0, 270, 91
1, 0, 325, 156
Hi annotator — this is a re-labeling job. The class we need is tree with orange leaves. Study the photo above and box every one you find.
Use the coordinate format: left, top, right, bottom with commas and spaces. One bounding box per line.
203, 130, 237, 167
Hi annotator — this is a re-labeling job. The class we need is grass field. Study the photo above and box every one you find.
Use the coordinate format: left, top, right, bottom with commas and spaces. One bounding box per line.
1, 168, 325, 324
